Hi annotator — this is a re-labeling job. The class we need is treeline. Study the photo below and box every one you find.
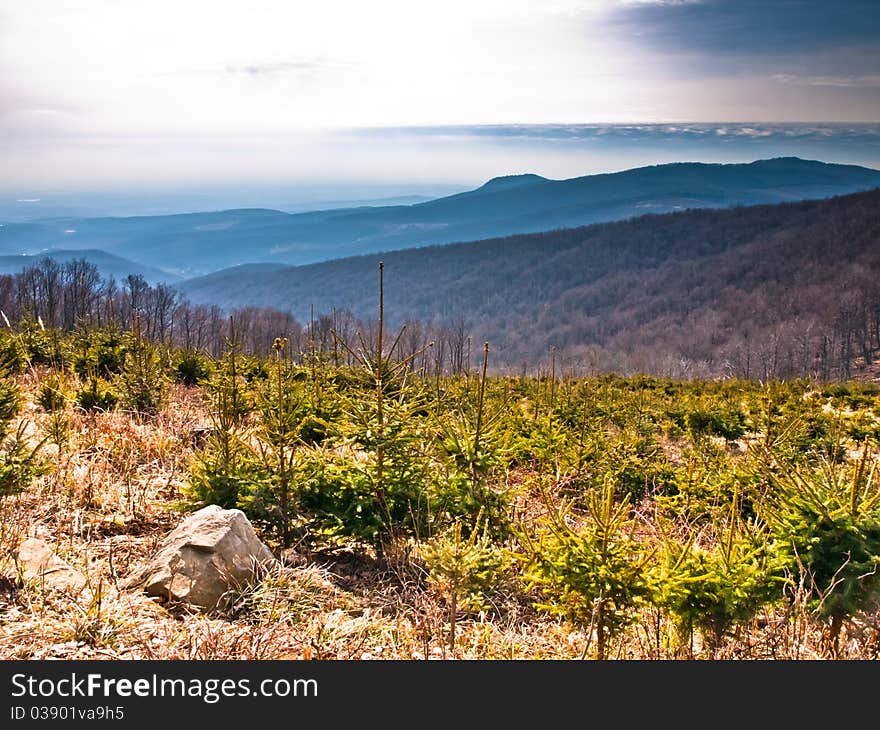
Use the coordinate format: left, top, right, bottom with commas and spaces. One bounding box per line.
0, 257, 293, 356
0, 257, 470, 374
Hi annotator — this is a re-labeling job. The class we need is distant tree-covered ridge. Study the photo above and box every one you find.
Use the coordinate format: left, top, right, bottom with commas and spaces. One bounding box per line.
2, 157, 878, 275
180, 188, 880, 379
3, 188, 879, 380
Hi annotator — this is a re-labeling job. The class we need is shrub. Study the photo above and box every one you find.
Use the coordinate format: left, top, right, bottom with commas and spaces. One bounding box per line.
117, 339, 168, 416
240, 337, 308, 545
187, 332, 255, 512
0, 422, 48, 497
174, 349, 212, 386
434, 359, 513, 535
0, 379, 21, 433
72, 329, 128, 378
0, 374, 46, 498
760, 441, 880, 656
298, 433, 432, 549
75, 377, 119, 412
685, 407, 747, 441
421, 514, 509, 654
656, 498, 782, 653
37, 374, 69, 413
19, 320, 56, 366
188, 434, 259, 510
519, 482, 653, 659
0, 332, 26, 373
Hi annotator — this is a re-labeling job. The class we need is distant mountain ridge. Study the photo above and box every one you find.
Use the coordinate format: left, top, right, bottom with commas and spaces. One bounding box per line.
0, 157, 877, 277
473, 173, 551, 193
178, 188, 880, 371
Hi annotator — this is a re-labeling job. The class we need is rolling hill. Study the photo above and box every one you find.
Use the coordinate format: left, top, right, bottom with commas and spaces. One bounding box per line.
0, 249, 180, 285
178, 188, 880, 373
2, 157, 878, 277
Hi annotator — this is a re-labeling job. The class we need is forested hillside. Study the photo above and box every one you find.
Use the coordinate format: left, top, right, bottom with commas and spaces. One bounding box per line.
181, 188, 880, 379
2, 189, 878, 380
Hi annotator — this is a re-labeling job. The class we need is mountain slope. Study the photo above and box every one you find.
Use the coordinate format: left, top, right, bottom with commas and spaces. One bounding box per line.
0, 249, 180, 285
178, 188, 880, 371
2, 157, 878, 276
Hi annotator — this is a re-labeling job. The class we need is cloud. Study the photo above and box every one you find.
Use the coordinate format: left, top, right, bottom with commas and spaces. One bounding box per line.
0, 84, 83, 141
773, 74, 880, 88
3, 123, 880, 192
0, 85, 78, 119
617, 1, 704, 5
606, 0, 880, 122
363, 123, 880, 145
1, 0, 878, 188
223, 58, 345, 77
611, 0, 880, 57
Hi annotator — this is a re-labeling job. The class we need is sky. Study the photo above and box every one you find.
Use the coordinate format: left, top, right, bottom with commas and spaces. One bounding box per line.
1, 0, 879, 195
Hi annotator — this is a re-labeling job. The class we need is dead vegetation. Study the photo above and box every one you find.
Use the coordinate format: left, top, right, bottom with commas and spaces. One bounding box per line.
2, 370, 880, 661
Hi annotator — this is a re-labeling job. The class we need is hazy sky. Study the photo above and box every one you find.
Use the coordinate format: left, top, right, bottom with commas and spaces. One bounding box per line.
2, 0, 879, 190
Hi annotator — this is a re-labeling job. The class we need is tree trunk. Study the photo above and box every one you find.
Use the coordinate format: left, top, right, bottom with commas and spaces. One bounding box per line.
822, 614, 844, 658
596, 603, 606, 661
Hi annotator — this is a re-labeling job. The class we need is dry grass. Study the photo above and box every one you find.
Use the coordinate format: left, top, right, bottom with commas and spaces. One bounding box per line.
1, 372, 878, 661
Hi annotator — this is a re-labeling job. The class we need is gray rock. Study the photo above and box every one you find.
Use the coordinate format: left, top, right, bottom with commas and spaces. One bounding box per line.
15, 538, 88, 594
122, 505, 273, 611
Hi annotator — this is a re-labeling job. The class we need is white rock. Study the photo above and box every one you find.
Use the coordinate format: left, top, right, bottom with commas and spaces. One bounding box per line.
122, 505, 273, 611
15, 538, 88, 594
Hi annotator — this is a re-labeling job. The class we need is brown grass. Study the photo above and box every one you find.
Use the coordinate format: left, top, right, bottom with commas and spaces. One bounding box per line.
1, 372, 878, 661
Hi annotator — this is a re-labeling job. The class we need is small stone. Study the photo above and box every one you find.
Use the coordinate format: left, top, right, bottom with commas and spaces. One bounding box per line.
14, 538, 88, 594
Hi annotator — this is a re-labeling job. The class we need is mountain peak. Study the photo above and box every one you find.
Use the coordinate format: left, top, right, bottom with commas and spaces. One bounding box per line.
750, 156, 817, 166
477, 173, 550, 192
